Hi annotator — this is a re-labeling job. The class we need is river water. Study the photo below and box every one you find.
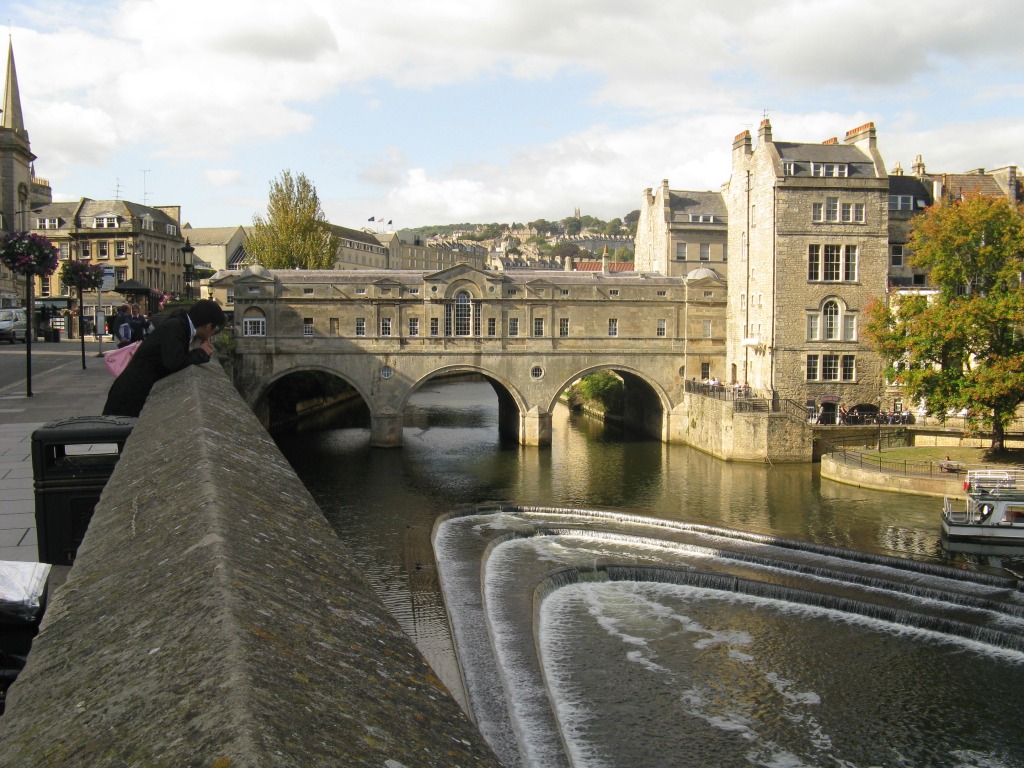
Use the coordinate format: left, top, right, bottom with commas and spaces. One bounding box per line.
276, 381, 1024, 768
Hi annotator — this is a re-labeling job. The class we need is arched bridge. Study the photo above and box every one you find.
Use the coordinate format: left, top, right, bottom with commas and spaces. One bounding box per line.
222, 264, 802, 455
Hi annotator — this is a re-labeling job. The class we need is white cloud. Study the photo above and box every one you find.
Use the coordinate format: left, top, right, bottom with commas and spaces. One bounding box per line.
204, 169, 245, 187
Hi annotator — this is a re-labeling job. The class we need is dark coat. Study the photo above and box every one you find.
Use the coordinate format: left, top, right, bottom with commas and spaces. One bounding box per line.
102, 311, 211, 417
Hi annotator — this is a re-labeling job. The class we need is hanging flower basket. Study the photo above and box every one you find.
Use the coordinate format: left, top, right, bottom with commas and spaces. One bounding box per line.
60, 260, 105, 291
0, 231, 59, 277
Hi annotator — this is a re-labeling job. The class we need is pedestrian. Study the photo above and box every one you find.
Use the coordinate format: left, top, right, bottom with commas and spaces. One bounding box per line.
102, 299, 227, 418
128, 303, 149, 342
113, 304, 132, 348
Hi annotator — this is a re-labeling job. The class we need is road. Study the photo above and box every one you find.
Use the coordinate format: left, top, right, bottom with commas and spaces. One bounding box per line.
0, 340, 111, 393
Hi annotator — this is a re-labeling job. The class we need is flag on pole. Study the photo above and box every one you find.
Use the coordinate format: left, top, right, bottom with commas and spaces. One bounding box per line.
387, 220, 393, 225
368, 216, 375, 222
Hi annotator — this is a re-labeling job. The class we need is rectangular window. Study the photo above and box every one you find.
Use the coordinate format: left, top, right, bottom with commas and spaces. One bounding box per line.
782, 160, 795, 175
699, 243, 710, 261
722, 243, 728, 262
430, 317, 439, 336
560, 289, 570, 296
824, 245, 842, 281
841, 202, 852, 222
508, 318, 519, 336
825, 197, 839, 221
380, 318, 392, 336
812, 202, 823, 222
675, 243, 687, 260
807, 315, 820, 340
740, 293, 747, 310
39, 277, 50, 297
844, 314, 856, 341
116, 241, 126, 259
533, 318, 544, 337
242, 318, 265, 337
81, 241, 91, 258
488, 317, 497, 336
303, 318, 314, 336
806, 355, 819, 381
559, 318, 569, 337
822, 354, 839, 380
657, 290, 667, 297
701, 362, 711, 380
854, 203, 865, 222
116, 268, 128, 283
888, 195, 913, 211
409, 317, 419, 336
842, 355, 856, 381
355, 317, 365, 336
808, 245, 821, 280
890, 244, 904, 267
608, 318, 618, 337
59, 243, 70, 259
656, 319, 666, 337
609, 289, 619, 296
97, 241, 109, 260
844, 245, 858, 281
702, 320, 713, 338
330, 318, 339, 335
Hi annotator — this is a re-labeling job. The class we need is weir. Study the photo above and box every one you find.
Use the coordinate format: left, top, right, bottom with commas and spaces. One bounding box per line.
0, 365, 500, 766
434, 505, 1024, 767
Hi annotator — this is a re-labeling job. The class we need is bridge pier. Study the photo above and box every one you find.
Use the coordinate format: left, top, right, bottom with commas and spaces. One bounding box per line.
370, 408, 403, 447
521, 407, 552, 446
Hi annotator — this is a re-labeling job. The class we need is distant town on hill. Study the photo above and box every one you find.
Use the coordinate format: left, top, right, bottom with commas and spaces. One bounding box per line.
402, 210, 641, 263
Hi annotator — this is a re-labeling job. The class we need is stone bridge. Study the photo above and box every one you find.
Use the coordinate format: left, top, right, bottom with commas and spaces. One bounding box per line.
223, 264, 810, 460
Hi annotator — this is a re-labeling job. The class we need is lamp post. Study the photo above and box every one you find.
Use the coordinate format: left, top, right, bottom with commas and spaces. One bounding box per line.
182, 238, 195, 301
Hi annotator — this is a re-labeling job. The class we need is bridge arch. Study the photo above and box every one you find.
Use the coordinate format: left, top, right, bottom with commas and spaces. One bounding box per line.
252, 364, 372, 431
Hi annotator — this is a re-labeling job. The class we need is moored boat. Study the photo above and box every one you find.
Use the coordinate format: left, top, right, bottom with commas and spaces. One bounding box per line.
942, 469, 1024, 541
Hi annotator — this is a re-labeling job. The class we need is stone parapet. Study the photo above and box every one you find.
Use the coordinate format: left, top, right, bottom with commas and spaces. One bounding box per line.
0, 364, 498, 767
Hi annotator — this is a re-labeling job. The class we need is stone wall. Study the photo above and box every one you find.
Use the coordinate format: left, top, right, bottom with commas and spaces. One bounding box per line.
0, 364, 499, 767
673, 393, 812, 462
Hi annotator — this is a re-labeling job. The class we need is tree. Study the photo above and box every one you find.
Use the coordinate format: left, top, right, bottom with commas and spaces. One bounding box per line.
245, 171, 338, 269
864, 193, 1024, 451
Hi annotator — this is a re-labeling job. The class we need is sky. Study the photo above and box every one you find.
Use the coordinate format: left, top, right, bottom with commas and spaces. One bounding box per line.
6, 0, 1024, 231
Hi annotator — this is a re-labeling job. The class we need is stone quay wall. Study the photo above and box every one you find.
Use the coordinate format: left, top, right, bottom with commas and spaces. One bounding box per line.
0, 364, 499, 767
675, 392, 811, 462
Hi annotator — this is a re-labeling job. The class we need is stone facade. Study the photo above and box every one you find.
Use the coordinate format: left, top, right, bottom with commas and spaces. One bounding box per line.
0, 41, 51, 307
723, 120, 891, 414
634, 179, 728, 278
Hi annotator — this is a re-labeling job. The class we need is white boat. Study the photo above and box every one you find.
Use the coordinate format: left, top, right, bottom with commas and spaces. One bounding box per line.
942, 469, 1024, 541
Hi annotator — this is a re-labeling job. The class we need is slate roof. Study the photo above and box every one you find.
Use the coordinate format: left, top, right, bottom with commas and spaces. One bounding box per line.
668, 190, 727, 222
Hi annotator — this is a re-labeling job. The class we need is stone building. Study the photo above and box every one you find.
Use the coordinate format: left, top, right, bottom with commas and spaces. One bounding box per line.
723, 120, 891, 418
634, 180, 727, 278
30, 198, 188, 318
373, 230, 487, 271
181, 224, 248, 273
0, 41, 51, 307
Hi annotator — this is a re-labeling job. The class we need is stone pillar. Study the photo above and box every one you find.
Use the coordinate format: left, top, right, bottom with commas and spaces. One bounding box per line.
370, 408, 403, 448
520, 407, 552, 446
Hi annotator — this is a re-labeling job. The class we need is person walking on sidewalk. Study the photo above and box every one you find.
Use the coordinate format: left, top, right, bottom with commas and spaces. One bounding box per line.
102, 300, 226, 418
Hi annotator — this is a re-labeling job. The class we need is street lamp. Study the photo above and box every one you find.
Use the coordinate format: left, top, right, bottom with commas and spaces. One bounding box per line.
182, 238, 195, 300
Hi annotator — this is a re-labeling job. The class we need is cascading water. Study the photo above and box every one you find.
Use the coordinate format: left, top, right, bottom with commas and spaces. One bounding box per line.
435, 506, 1024, 768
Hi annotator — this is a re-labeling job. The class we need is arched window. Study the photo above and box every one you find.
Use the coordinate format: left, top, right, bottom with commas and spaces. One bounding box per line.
455, 291, 472, 336
241, 307, 266, 337
823, 300, 839, 340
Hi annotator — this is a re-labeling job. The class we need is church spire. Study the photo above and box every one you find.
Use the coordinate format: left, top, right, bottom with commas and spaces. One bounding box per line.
2, 38, 27, 138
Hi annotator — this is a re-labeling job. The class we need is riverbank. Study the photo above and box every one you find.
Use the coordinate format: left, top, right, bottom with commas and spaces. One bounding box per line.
821, 446, 1024, 498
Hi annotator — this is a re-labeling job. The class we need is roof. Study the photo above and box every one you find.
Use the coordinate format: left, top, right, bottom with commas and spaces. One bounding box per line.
888, 175, 932, 200
667, 190, 727, 222
181, 226, 244, 246
774, 141, 878, 177
572, 261, 635, 272
329, 224, 386, 248
937, 173, 1005, 198
251, 268, 683, 286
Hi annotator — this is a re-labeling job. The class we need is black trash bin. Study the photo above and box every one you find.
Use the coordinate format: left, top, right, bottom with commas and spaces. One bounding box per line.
32, 416, 135, 565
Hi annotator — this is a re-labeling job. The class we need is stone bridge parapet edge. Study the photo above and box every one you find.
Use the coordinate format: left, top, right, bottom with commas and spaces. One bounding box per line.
0, 364, 499, 767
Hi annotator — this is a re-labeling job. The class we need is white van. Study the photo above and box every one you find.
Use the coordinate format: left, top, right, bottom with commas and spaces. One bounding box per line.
0, 308, 27, 343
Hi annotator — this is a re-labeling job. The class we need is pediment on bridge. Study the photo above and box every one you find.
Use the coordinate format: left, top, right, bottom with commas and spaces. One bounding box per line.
232, 265, 276, 284
424, 264, 499, 285
371, 277, 403, 287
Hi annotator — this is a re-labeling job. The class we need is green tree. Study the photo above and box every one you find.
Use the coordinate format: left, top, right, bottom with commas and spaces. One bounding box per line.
562, 216, 582, 236
603, 217, 623, 236
612, 246, 633, 263
865, 193, 1024, 451
623, 209, 640, 237
245, 171, 338, 269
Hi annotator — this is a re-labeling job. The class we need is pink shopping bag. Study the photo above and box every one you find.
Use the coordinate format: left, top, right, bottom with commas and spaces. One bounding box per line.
103, 341, 141, 377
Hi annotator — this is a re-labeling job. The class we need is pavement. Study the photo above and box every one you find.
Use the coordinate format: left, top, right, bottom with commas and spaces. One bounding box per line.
0, 339, 114, 562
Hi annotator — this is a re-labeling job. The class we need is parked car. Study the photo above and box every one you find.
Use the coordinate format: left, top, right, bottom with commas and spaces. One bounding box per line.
0, 308, 27, 344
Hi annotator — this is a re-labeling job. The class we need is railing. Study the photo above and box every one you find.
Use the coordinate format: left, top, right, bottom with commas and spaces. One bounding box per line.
821, 431, 982, 478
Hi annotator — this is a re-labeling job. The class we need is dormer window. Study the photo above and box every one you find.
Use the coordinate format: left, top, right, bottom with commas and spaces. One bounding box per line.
166, 224, 177, 236
689, 214, 714, 223
94, 216, 119, 228
39, 217, 60, 229
782, 160, 796, 175
142, 216, 154, 231
811, 163, 848, 178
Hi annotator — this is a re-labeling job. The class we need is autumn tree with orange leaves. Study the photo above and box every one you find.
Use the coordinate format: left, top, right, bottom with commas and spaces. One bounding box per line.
865, 192, 1024, 452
